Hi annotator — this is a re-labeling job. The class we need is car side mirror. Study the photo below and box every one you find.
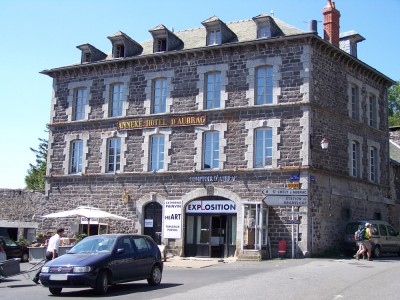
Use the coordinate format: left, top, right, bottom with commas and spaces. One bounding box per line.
117, 248, 125, 254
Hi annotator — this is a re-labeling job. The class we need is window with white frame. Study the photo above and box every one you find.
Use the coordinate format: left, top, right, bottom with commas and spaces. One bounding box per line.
107, 138, 121, 173
194, 123, 227, 171
368, 93, 377, 128
256, 66, 273, 105
245, 119, 280, 169
73, 88, 87, 121
254, 127, 273, 168
196, 64, 228, 110
152, 78, 167, 114
70, 140, 83, 174
351, 84, 360, 121
203, 131, 219, 169
247, 58, 281, 106
208, 30, 221, 45
257, 25, 269, 38
351, 140, 361, 178
102, 76, 130, 119
110, 83, 124, 117
150, 135, 165, 171
205, 72, 221, 109
369, 146, 378, 182
67, 80, 92, 122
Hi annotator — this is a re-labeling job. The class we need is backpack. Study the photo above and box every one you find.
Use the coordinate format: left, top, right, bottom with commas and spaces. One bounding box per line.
354, 227, 366, 242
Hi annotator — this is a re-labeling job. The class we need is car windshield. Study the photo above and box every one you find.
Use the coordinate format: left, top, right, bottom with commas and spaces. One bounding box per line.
68, 236, 116, 254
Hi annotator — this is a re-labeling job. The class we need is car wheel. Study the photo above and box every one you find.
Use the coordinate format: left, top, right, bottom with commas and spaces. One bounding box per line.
49, 287, 62, 295
147, 265, 162, 286
21, 252, 29, 262
94, 271, 109, 295
373, 245, 381, 258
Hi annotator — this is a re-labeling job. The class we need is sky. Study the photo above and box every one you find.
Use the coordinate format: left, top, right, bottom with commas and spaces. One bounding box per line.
0, 0, 399, 189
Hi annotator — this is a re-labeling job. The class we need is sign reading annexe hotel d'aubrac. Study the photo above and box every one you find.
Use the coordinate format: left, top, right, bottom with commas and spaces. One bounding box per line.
118, 114, 206, 130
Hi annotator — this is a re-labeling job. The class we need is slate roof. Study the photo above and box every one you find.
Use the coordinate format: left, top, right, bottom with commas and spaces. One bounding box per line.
390, 140, 400, 165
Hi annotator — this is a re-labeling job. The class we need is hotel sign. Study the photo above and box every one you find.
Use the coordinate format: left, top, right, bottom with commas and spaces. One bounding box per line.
118, 114, 206, 130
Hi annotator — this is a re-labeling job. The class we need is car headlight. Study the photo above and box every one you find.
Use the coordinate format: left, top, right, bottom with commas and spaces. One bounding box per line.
41, 266, 50, 273
73, 266, 92, 273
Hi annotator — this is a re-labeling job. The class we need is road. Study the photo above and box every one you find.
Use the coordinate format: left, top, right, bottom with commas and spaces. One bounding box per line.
1, 257, 400, 299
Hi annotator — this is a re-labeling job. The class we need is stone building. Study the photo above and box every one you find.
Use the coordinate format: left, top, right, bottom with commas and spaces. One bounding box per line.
38, 1, 395, 258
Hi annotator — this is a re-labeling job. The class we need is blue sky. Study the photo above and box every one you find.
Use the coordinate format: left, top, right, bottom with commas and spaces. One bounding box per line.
0, 0, 399, 189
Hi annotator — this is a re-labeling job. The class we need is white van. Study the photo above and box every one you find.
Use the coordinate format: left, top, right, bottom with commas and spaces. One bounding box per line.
343, 220, 400, 257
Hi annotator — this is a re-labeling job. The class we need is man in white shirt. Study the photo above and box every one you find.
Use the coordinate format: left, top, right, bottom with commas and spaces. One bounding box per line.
32, 228, 64, 284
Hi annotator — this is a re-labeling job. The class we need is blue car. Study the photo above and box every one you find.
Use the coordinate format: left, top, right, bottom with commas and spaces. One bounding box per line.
39, 234, 163, 295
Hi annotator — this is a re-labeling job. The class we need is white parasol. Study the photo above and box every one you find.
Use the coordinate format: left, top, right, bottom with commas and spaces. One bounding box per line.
42, 206, 129, 236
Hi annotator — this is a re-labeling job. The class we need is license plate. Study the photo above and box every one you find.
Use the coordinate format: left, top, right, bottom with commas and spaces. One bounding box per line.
50, 274, 68, 281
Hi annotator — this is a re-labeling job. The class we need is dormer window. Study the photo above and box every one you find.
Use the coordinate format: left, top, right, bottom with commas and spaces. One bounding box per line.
201, 16, 237, 46
156, 38, 167, 52
149, 24, 183, 53
115, 44, 125, 58
76, 43, 107, 64
208, 30, 221, 45
107, 31, 143, 59
252, 14, 284, 39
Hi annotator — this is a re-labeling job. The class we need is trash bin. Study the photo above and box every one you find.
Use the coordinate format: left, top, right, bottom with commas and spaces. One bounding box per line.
0, 259, 20, 277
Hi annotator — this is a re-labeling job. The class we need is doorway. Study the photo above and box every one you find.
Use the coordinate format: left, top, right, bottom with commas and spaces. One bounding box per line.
143, 202, 163, 245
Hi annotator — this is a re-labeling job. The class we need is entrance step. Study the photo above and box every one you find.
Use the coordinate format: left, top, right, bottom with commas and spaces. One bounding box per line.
237, 251, 262, 261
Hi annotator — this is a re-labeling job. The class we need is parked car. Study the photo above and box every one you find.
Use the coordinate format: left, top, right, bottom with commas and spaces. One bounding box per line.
0, 245, 6, 262
0, 236, 29, 262
343, 220, 400, 257
39, 234, 163, 295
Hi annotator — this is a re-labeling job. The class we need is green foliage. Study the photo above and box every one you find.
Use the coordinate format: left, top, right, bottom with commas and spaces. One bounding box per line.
76, 233, 88, 243
25, 137, 48, 190
16, 235, 30, 246
388, 80, 400, 127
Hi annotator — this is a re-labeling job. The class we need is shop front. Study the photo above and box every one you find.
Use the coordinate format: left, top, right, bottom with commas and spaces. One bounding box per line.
184, 198, 237, 258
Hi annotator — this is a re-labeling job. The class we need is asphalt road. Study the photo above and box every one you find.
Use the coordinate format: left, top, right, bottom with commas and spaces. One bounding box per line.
1, 256, 400, 300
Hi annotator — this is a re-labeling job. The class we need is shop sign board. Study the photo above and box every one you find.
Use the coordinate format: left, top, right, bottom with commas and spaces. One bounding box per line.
284, 219, 300, 224
186, 200, 237, 214
281, 211, 307, 216
264, 195, 308, 206
163, 200, 182, 239
81, 217, 99, 224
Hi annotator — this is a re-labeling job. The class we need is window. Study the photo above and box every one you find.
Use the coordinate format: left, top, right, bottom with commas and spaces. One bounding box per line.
156, 39, 167, 52
205, 72, 221, 109
351, 84, 360, 121
73, 88, 87, 121
110, 83, 124, 117
84, 52, 91, 63
70, 140, 83, 174
116, 44, 125, 58
152, 78, 167, 114
369, 146, 378, 182
203, 131, 219, 169
150, 135, 165, 171
107, 138, 121, 173
254, 128, 273, 168
258, 25, 269, 38
208, 30, 221, 45
256, 66, 273, 105
369, 94, 377, 128
351, 141, 360, 177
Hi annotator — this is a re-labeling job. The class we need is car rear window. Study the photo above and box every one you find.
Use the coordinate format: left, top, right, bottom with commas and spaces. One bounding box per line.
345, 222, 363, 234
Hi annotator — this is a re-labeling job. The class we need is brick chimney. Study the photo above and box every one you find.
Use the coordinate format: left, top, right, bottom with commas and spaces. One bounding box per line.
323, 0, 341, 46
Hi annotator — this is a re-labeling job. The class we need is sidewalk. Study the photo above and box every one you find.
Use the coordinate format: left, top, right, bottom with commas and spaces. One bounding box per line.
163, 256, 237, 268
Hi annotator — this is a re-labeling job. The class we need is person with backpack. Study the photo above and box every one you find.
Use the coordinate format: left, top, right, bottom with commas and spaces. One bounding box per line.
354, 225, 366, 260
357, 223, 373, 261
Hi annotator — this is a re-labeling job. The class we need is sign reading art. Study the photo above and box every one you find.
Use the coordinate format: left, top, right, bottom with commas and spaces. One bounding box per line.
118, 114, 206, 130
163, 200, 182, 239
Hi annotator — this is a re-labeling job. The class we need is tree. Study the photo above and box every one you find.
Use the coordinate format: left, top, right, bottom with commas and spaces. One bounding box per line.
388, 80, 400, 127
25, 138, 48, 190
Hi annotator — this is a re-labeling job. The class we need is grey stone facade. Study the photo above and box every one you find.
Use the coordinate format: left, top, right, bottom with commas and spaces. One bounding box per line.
34, 13, 396, 259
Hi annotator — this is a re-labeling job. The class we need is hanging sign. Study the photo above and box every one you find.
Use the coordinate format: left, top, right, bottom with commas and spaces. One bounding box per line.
163, 200, 182, 239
